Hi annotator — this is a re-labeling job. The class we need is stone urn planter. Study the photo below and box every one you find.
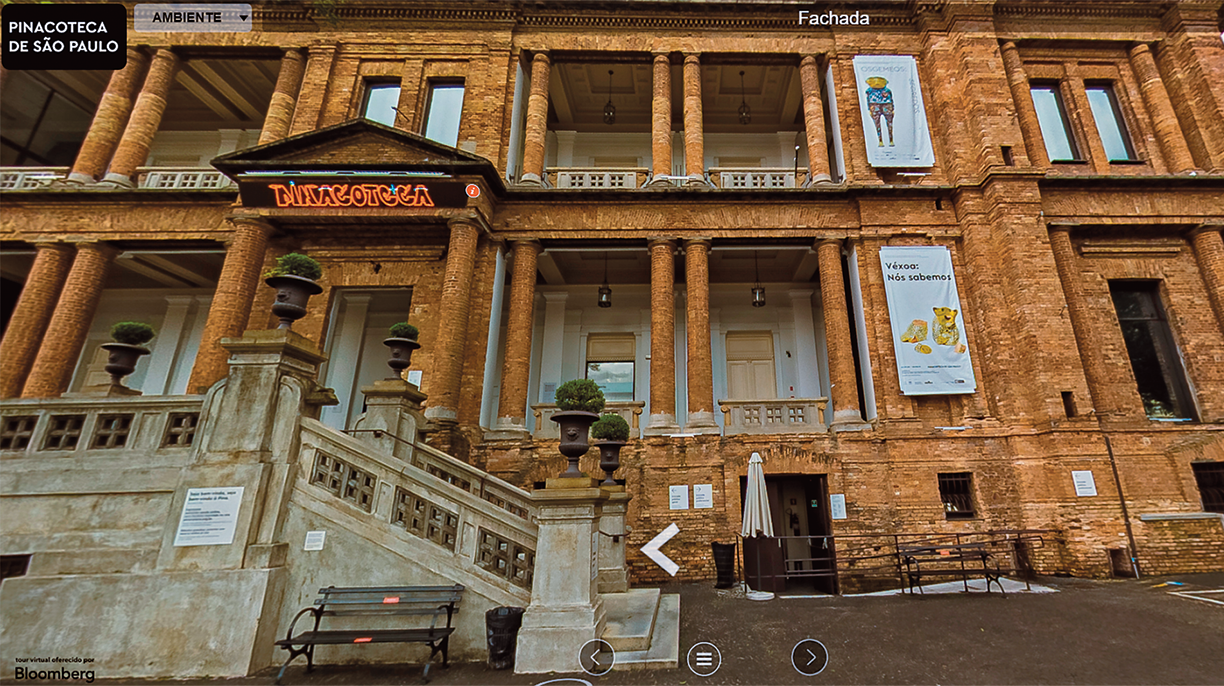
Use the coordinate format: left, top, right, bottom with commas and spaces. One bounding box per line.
384, 321, 421, 378
551, 379, 607, 478
595, 440, 626, 485
265, 253, 324, 330
101, 342, 151, 386
591, 413, 630, 485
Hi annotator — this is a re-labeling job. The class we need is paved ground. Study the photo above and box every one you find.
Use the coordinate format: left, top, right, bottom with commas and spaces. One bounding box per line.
42, 573, 1224, 686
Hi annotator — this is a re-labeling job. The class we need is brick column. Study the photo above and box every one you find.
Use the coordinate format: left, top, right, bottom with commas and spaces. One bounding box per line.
684, 239, 718, 433
519, 51, 551, 186
289, 44, 336, 136
66, 48, 149, 184
1065, 78, 1110, 173
258, 49, 306, 145
1048, 223, 1117, 416
186, 217, 275, 393
101, 48, 179, 187
22, 243, 119, 398
1129, 43, 1196, 173
426, 218, 482, 423
1188, 223, 1224, 334
0, 244, 74, 397
682, 54, 706, 185
649, 52, 672, 182
494, 239, 542, 434
817, 238, 863, 425
999, 41, 1048, 167
645, 238, 680, 434
799, 55, 833, 185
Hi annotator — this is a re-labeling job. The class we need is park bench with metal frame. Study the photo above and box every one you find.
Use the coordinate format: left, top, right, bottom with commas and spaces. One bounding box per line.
899, 542, 1006, 595
274, 584, 464, 684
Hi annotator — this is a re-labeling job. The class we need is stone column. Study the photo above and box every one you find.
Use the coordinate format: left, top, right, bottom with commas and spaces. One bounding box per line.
1189, 223, 1224, 334
21, 243, 119, 398
289, 44, 337, 136
493, 240, 542, 436
597, 487, 631, 593
258, 48, 307, 145
682, 54, 706, 185
0, 243, 74, 398
425, 218, 482, 423
515, 483, 609, 675
520, 51, 551, 186
799, 55, 833, 185
187, 217, 275, 394
1048, 223, 1115, 416
684, 239, 718, 433
65, 48, 149, 184
100, 48, 179, 187
649, 52, 673, 184
999, 41, 1048, 168
1129, 43, 1196, 173
645, 238, 680, 434
817, 238, 863, 426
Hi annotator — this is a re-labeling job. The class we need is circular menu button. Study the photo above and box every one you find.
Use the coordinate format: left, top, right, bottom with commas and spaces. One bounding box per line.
578, 638, 615, 676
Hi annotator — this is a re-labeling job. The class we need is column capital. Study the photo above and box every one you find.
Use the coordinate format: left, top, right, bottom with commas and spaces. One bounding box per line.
682, 237, 712, 251
1000, 40, 1019, 52
76, 241, 122, 260
651, 51, 671, 61
683, 52, 701, 64
530, 50, 551, 65
647, 236, 678, 250
306, 42, 337, 56
1128, 41, 1154, 57
32, 242, 74, 254
1188, 221, 1224, 239
1046, 221, 1079, 234
511, 238, 543, 254
799, 54, 823, 66
228, 214, 275, 232
447, 216, 482, 233
817, 236, 846, 249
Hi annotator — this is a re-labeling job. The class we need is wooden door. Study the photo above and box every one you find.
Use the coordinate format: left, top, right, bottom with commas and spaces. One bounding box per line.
726, 332, 777, 399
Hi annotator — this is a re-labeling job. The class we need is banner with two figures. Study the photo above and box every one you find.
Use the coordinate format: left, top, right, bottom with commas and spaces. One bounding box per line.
852, 55, 935, 168
879, 246, 977, 395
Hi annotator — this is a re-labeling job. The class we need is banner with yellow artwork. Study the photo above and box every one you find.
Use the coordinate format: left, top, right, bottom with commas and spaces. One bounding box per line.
879, 246, 977, 395
853, 55, 935, 168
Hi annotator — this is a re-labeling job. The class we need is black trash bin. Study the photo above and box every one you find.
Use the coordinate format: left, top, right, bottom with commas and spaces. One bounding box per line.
712, 541, 737, 589
485, 606, 525, 670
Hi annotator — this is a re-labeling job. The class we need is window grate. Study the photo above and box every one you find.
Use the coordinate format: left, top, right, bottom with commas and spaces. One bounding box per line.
162, 413, 199, 447
0, 416, 38, 450
476, 528, 535, 589
92, 414, 134, 449
938, 472, 975, 519
42, 415, 85, 450
1192, 462, 1224, 514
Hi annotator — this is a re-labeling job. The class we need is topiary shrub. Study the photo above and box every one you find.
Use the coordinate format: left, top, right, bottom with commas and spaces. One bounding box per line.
389, 322, 419, 340
591, 413, 630, 442
266, 253, 323, 280
110, 321, 155, 346
555, 379, 605, 414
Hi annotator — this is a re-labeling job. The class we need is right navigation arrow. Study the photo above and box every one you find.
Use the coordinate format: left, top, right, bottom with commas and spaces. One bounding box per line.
641, 523, 680, 576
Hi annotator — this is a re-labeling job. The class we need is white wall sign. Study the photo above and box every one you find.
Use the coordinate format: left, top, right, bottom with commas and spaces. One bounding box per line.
173, 487, 244, 547
693, 484, 714, 509
669, 485, 690, 510
1072, 470, 1098, 497
879, 246, 978, 395
407, 370, 423, 386
853, 55, 935, 167
304, 530, 327, 551
829, 494, 847, 520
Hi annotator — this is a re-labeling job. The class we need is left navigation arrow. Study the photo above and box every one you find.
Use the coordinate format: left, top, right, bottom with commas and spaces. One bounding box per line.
641, 523, 680, 576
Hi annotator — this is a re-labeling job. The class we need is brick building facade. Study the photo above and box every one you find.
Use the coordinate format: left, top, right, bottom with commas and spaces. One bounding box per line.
2, 0, 1223, 591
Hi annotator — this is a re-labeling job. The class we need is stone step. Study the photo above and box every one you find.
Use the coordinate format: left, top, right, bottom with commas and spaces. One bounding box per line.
612, 593, 680, 670
602, 587, 661, 652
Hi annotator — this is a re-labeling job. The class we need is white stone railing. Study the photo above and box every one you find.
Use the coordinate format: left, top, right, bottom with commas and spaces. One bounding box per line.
298, 418, 538, 592
137, 167, 236, 190
0, 395, 207, 457
0, 167, 68, 190
411, 438, 536, 521
718, 397, 828, 435
549, 167, 649, 189
711, 167, 801, 189
530, 401, 645, 440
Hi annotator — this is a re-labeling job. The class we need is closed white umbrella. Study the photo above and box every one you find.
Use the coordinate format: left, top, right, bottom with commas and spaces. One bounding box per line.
741, 452, 773, 538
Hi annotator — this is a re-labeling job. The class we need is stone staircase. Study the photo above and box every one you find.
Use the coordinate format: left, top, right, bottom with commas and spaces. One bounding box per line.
603, 588, 681, 669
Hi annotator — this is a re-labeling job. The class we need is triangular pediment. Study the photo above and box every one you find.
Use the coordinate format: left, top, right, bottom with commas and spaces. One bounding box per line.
212, 118, 504, 192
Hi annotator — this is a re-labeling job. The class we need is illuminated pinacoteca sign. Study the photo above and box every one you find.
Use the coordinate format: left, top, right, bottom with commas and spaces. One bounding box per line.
237, 175, 471, 209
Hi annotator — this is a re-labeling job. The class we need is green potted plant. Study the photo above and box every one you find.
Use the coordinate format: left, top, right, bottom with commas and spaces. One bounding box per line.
101, 322, 155, 387
264, 253, 323, 330
551, 379, 605, 477
590, 413, 630, 485
384, 322, 420, 378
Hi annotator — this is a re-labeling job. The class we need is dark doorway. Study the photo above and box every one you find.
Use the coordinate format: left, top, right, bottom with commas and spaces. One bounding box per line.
740, 473, 837, 594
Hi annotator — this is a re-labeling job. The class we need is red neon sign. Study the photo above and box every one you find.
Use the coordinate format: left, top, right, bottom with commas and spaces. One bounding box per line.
268, 182, 435, 208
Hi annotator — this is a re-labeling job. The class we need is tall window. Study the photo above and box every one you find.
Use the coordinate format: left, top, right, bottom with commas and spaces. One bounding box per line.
422, 82, 465, 147
1192, 463, 1224, 514
1030, 83, 1080, 162
1109, 281, 1196, 421
1, 71, 92, 166
361, 83, 401, 127
937, 473, 975, 519
1085, 84, 1136, 162
586, 334, 634, 402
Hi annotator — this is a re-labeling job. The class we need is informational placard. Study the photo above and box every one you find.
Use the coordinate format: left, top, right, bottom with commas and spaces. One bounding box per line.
173, 487, 244, 547
879, 246, 977, 395
304, 530, 326, 551
693, 484, 714, 509
407, 370, 423, 386
1072, 470, 1098, 497
669, 485, 690, 510
852, 55, 935, 168
829, 494, 847, 520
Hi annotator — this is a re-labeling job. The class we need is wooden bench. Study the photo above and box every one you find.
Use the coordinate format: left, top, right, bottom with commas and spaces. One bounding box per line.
899, 543, 1006, 595
274, 584, 464, 684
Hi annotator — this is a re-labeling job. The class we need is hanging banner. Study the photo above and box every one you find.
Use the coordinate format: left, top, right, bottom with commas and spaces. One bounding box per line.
852, 55, 935, 168
879, 246, 976, 395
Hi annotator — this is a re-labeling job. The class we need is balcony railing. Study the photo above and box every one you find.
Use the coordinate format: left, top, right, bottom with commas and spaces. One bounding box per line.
0, 395, 206, 457
0, 167, 68, 190
710, 167, 803, 189
136, 167, 236, 190
719, 397, 828, 435
548, 167, 649, 190
530, 401, 645, 440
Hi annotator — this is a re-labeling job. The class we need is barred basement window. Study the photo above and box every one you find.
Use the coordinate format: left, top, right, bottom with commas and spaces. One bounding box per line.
162, 413, 199, 447
92, 414, 134, 449
1192, 462, 1224, 514
41, 415, 84, 450
1109, 281, 1196, 421
938, 472, 975, 519
1, 416, 38, 450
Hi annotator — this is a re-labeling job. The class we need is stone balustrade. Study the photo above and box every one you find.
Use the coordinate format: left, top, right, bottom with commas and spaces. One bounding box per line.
549, 167, 649, 189
137, 167, 237, 190
711, 167, 803, 189
0, 167, 69, 190
530, 401, 645, 440
718, 397, 828, 435
0, 395, 206, 456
